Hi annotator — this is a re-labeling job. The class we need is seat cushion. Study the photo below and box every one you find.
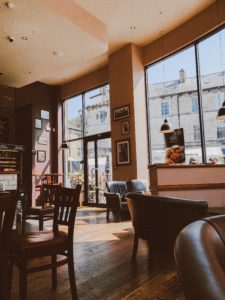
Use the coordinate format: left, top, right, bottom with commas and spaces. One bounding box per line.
12, 230, 68, 259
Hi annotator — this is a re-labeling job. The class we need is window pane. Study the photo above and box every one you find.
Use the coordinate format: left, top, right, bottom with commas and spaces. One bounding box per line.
84, 85, 110, 136
63, 95, 83, 140
63, 140, 84, 188
147, 46, 202, 164
199, 28, 225, 163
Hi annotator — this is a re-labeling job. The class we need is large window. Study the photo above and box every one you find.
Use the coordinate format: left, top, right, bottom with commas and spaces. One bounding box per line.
63, 84, 110, 188
146, 26, 225, 164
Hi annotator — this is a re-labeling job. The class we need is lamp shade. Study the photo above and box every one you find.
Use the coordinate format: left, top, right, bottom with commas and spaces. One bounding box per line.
160, 119, 174, 133
217, 101, 225, 120
62, 142, 69, 149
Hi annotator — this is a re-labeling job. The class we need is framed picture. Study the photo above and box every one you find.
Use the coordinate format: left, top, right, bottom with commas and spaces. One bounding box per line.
37, 150, 46, 162
121, 120, 130, 135
37, 136, 48, 145
116, 139, 131, 165
35, 118, 42, 129
113, 105, 130, 121
40, 110, 50, 120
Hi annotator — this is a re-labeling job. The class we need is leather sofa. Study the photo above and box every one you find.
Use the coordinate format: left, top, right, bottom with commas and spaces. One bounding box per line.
126, 192, 208, 266
174, 215, 225, 300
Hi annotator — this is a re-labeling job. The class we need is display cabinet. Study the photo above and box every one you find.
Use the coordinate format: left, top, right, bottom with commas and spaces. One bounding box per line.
0, 143, 24, 190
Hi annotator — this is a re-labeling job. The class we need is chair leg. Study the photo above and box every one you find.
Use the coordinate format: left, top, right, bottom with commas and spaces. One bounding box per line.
51, 254, 57, 289
132, 234, 139, 260
19, 259, 27, 300
39, 215, 43, 231
106, 207, 110, 219
68, 246, 78, 300
0, 260, 12, 300
22, 215, 26, 234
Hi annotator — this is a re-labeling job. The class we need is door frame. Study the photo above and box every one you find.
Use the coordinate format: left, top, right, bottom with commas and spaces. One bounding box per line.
83, 132, 111, 206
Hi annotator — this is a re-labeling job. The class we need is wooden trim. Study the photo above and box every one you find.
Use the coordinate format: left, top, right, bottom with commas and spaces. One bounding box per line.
148, 164, 225, 169
157, 183, 225, 191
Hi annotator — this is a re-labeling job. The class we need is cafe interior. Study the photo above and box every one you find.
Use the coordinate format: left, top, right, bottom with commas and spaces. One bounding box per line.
1, 0, 225, 299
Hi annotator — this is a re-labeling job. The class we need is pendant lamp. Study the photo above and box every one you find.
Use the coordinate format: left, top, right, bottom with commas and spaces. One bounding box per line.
62, 142, 69, 149
160, 119, 174, 133
217, 101, 225, 120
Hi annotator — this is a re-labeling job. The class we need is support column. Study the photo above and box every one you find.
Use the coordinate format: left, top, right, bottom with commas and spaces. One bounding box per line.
109, 44, 148, 181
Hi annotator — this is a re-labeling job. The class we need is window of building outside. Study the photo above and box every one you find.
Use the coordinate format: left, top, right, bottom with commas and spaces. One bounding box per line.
146, 26, 225, 164
161, 101, 170, 116
63, 84, 111, 195
193, 125, 201, 141
192, 96, 199, 113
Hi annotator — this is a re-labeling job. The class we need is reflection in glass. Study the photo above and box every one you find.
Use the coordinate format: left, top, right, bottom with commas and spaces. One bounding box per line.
84, 85, 110, 136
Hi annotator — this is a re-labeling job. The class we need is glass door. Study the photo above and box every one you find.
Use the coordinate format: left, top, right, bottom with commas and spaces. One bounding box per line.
84, 134, 112, 205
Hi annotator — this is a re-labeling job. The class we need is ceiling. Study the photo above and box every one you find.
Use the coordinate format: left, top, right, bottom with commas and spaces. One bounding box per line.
0, 0, 215, 88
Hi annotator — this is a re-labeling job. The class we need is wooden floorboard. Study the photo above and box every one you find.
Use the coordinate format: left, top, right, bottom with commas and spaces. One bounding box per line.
11, 208, 177, 300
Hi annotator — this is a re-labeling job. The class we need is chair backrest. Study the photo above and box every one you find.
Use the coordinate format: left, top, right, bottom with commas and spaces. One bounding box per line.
0, 192, 17, 251
127, 179, 147, 192
106, 181, 127, 196
40, 183, 62, 207
126, 192, 208, 249
53, 185, 82, 239
174, 215, 225, 300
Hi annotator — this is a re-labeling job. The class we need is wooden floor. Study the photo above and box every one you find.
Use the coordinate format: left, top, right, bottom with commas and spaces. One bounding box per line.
11, 207, 177, 300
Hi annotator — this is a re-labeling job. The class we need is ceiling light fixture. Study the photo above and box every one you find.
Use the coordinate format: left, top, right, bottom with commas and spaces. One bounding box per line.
6, 2, 15, 9
21, 36, 28, 40
130, 26, 136, 31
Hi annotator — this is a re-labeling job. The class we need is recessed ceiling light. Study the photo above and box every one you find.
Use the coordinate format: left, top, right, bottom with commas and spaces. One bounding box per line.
6, 2, 15, 9
21, 36, 28, 40
130, 26, 136, 31
53, 51, 64, 57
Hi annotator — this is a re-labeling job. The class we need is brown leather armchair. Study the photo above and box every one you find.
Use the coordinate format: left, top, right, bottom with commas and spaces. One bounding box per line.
126, 192, 208, 266
174, 215, 225, 300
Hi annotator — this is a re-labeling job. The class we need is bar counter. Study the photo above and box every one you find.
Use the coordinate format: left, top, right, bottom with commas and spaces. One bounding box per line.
149, 163, 225, 207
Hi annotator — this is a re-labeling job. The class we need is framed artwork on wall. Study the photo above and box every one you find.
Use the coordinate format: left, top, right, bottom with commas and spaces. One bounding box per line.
113, 105, 130, 121
116, 139, 131, 165
35, 118, 42, 129
40, 110, 50, 120
37, 150, 46, 162
37, 136, 48, 145
121, 120, 130, 135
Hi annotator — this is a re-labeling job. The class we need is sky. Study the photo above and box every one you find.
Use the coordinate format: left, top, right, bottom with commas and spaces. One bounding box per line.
147, 28, 225, 84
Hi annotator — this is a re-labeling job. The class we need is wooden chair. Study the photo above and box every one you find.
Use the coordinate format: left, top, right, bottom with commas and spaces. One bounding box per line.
21, 183, 61, 232
11, 185, 82, 300
0, 192, 17, 300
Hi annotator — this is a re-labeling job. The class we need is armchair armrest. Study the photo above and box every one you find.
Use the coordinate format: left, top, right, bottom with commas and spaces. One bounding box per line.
104, 192, 122, 209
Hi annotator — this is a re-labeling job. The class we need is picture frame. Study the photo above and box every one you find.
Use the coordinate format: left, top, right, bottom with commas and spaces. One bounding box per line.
40, 110, 50, 120
121, 120, 130, 135
35, 118, 42, 129
116, 139, 131, 165
37, 136, 48, 145
37, 150, 46, 162
113, 105, 130, 121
